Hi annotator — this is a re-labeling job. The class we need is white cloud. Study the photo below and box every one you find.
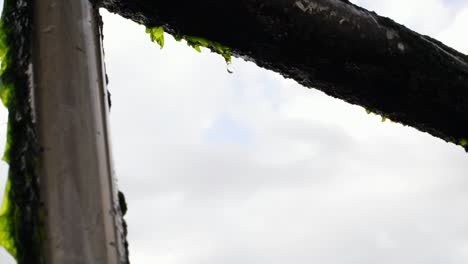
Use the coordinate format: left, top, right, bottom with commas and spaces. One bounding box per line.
352, 0, 455, 36
352, 0, 468, 54
437, 6, 468, 53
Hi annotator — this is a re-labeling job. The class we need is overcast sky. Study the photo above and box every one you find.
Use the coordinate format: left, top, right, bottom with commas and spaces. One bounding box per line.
1, 0, 468, 263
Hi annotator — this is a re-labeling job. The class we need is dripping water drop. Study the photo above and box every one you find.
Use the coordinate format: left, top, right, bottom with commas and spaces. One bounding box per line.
227, 63, 234, 74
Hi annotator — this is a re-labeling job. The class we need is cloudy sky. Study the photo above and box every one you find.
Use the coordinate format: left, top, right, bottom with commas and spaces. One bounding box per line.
1, 0, 468, 263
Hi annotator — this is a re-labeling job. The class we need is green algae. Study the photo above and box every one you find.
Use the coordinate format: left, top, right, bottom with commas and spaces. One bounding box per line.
0, 18, 15, 258
146, 26, 232, 64
146, 26, 165, 48
365, 108, 389, 123
181, 35, 232, 64
0, 19, 18, 259
0, 0, 46, 263
0, 179, 16, 257
459, 138, 468, 147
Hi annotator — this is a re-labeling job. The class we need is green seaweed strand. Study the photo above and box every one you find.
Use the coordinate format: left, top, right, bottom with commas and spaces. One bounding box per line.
146, 26, 232, 64
459, 138, 468, 147
0, 177, 15, 257
0, 0, 46, 263
182, 36, 232, 64
365, 108, 389, 123
146, 26, 165, 48
0, 17, 18, 260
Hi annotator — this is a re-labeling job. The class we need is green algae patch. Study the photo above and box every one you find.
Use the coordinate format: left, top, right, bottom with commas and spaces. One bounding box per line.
365, 108, 390, 123
459, 138, 468, 147
146, 26, 232, 64
146, 26, 165, 48
0, 179, 16, 257
0, 19, 17, 260
0, 0, 46, 263
0, 17, 16, 258
181, 35, 232, 64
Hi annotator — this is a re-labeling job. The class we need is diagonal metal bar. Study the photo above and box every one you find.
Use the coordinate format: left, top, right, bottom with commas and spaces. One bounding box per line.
99, 0, 468, 150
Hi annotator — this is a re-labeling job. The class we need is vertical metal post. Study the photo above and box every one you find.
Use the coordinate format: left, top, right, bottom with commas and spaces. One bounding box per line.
32, 0, 125, 263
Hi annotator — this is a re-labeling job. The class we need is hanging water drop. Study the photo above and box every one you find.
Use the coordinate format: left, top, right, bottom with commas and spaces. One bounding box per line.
227, 63, 234, 74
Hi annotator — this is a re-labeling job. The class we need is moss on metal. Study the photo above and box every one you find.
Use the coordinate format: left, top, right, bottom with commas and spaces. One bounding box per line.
365, 108, 393, 123
459, 138, 468, 147
146, 26, 232, 63
0, 0, 46, 263
146, 26, 165, 48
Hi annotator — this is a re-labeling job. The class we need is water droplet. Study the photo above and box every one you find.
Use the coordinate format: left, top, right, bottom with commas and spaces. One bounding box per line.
227, 63, 234, 74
